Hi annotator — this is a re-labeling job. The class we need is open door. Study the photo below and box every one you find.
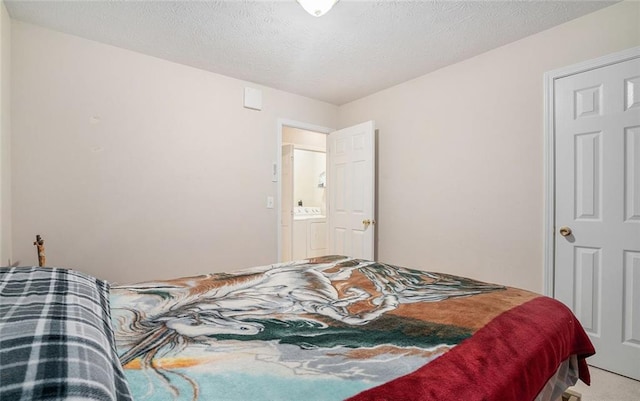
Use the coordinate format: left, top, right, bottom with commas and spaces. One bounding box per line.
327, 121, 376, 260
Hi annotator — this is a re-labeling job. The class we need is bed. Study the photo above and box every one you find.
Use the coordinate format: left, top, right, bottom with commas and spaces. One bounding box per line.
0, 256, 595, 401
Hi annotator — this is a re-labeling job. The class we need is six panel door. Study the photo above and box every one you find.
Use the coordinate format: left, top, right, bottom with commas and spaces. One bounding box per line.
554, 57, 640, 380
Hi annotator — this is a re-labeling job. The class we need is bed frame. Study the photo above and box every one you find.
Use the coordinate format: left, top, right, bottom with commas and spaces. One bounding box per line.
33, 234, 46, 267
562, 389, 582, 401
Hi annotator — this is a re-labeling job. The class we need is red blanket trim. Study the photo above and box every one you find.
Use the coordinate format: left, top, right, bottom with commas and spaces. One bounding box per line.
348, 296, 595, 401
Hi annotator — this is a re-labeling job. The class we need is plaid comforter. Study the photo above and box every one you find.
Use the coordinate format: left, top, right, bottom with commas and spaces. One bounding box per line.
0, 267, 132, 401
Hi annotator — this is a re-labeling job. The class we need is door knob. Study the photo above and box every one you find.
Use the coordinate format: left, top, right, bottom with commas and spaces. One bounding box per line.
362, 219, 375, 229
559, 226, 572, 237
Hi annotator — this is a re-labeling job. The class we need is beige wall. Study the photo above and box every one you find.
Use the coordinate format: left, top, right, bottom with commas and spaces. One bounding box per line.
8, 2, 640, 289
11, 21, 337, 283
0, 2, 10, 266
338, 1, 640, 293
283, 127, 327, 209
293, 149, 326, 208
283, 127, 327, 150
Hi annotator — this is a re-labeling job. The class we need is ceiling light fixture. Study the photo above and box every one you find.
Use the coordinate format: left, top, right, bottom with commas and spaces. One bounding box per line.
297, 0, 339, 17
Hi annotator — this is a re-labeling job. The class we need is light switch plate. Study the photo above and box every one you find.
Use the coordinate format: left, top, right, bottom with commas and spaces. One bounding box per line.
266, 196, 274, 209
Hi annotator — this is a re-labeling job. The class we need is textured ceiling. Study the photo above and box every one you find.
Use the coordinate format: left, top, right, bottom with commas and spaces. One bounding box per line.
5, 0, 618, 105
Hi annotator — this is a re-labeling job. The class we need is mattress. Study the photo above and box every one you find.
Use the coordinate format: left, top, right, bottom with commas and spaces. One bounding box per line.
0, 257, 595, 400
108, 256, 595, 401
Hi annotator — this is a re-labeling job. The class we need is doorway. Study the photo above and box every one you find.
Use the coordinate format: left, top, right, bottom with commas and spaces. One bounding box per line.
281, 128, 328, 262
544, 46, 640, 380
277, 119, 377, 262
277, 120, 332, 262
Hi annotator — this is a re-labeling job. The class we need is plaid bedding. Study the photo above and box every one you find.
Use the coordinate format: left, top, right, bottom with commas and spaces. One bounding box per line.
0, 267, 132, 401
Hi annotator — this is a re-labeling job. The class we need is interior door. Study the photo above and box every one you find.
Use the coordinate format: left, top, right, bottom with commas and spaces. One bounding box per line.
554, 56, 640, 380
327, 121, 376, 260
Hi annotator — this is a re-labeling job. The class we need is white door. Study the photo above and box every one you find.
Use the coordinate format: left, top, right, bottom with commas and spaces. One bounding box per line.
327, 121, 376, 260
554, 56, 640, 380
281, 144, 294, 261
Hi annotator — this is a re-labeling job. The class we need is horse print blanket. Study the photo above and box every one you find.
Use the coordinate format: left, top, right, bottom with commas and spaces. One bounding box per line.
110, 256, 594, 401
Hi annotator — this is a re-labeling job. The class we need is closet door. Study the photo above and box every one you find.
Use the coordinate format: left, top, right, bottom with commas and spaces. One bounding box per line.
554, 56, 640, 380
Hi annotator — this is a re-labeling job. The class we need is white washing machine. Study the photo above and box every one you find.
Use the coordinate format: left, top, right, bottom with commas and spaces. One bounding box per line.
292, 207, 327, 260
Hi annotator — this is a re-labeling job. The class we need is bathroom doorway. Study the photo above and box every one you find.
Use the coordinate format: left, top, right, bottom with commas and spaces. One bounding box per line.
280, 126, 328, 262
277, 119, 377, 262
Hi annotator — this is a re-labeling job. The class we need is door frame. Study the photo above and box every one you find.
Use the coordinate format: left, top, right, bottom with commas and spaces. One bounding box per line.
543, 46, 640, 296
276, 119, 333, 262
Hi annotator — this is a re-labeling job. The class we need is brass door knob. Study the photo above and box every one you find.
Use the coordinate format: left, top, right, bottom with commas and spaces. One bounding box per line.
559, 226, 572, 237
362, 219, 376, 229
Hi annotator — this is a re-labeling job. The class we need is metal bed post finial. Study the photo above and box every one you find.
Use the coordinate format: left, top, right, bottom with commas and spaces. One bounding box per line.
33, 235, 46, 267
